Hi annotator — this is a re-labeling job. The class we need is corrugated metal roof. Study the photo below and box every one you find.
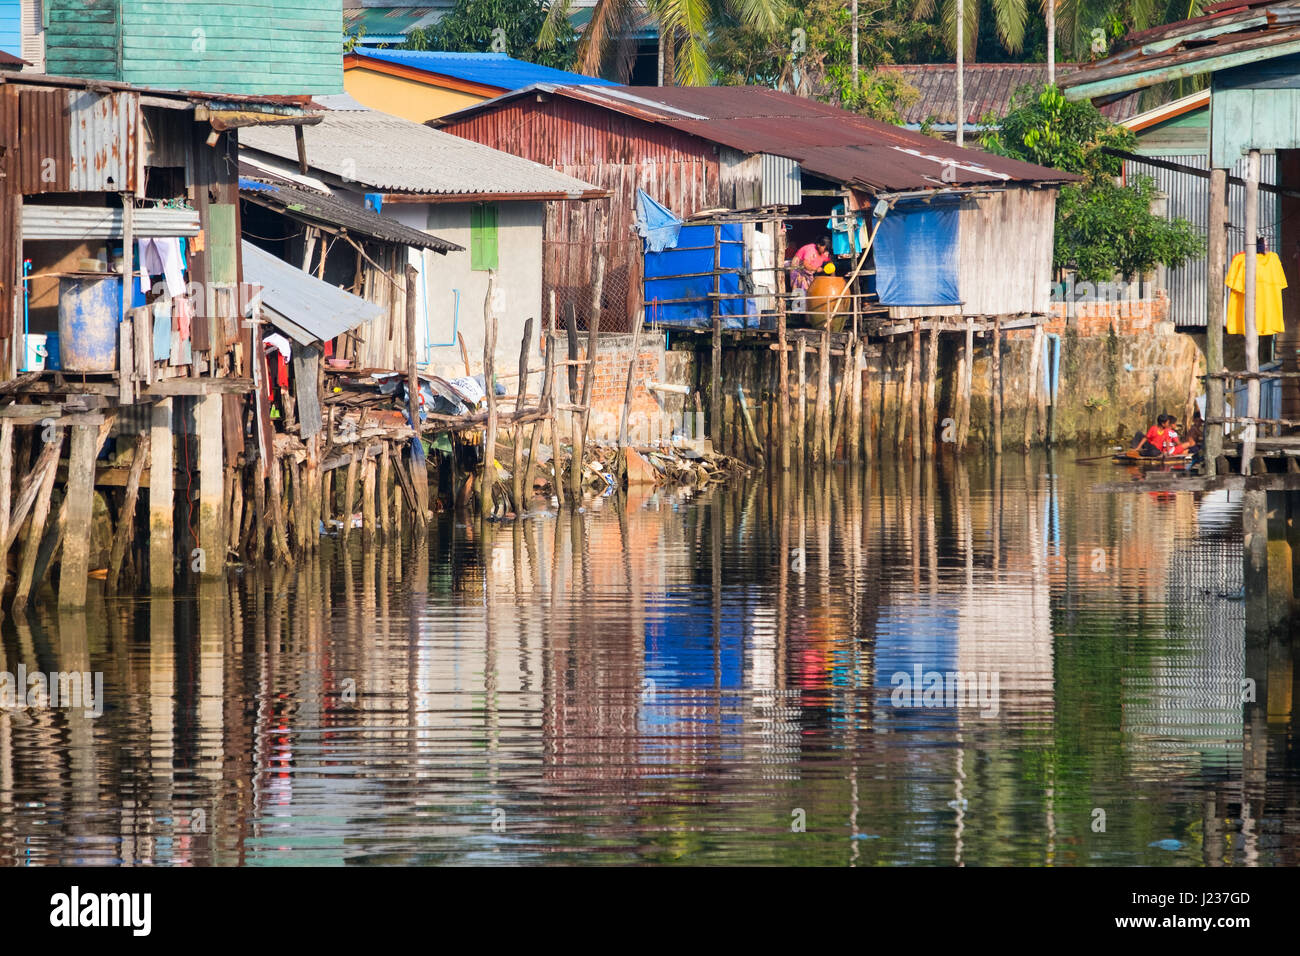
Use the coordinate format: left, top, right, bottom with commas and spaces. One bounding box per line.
242, 240, 383, 347
239, 107, 601, 198
238, 174, 461, 253
352, 50, 614, 91
442, 85, 1077, 191
876, 63, 1141, 126
21, 204, 200, 241
1062, 1, 1300, 96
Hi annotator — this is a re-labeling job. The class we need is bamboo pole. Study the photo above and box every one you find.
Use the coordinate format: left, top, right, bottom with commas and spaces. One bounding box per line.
481, 273, 499, 518
406, 265, 429, 527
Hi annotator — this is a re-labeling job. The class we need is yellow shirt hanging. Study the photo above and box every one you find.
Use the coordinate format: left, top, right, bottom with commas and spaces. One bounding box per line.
1225, 251, 1287, 335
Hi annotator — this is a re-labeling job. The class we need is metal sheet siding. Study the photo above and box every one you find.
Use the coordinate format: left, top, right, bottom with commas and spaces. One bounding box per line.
67, 89, 138, 192
760, 153, 801, 206
17, 87, 71, 193
21, 204, 200, 240
1124, 152, 1278, 326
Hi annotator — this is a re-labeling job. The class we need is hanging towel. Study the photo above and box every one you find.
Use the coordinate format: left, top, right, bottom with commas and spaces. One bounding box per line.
138, 237, 187, 298
173, 293, 194, 342
635, 189, 682, 253
1226, 251, 1287, 335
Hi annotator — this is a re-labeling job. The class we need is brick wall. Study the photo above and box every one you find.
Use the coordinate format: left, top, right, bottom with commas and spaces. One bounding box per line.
547, 331, 684, 443
1041, 290, 1171, 338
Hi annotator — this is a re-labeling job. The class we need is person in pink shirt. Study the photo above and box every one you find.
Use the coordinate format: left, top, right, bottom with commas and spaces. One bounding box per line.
789, 236, 832, 291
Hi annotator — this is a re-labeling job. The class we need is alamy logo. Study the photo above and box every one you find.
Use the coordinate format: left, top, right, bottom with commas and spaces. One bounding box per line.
49, 886, 151, 936
0, 666, 104, 719
889, 667, 1000, 717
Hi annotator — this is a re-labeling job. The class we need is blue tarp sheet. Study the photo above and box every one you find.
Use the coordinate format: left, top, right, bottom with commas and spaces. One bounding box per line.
643, 223, 751, 328
635, 189, 682, 253
873, 200, 961, 307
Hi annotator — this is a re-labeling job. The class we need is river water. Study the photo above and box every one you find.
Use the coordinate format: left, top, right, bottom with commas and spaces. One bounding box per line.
0, 452, 1294, 866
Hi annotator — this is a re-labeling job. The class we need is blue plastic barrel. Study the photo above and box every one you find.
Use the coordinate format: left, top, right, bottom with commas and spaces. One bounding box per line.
58, 276, 120, 372
46, 332, 61, 371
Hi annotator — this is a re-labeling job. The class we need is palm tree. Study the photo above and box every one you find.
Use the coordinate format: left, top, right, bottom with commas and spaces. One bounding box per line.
540, 0, 787, 85
907, 0, 1030, 58
1054, 0, 1208, 61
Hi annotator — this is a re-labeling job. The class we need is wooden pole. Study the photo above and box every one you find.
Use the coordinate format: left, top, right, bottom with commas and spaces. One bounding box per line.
711, 312, 722, 447
341, 451, 358, 545
1025, 322, 1043, 452
776, 222, 791, 472
524, 331, 554, 508
481, 273, 499, 519
14, 428, 62, 607
992, 315, 1003, 455
197, 393, 224, 575
571, 254, 603, 502
816, 328, 831, 464
1242, 149, 1261, 474
0, 421, 12, 602
1206, 167, 1228, 472
268, 454, 294, 567
797, 336, 808, 461
56, 425, 97, 606
108, 432, 150, 592
897, 331, 912, 453
617, 309, 643, 480
362, 451, 377, 543
148, 398, 174, 590
406, 264, 430, 526
861, 341, 874, 462
848, 335, 862, 465
513, 317, 534, 512
924, 321, 938, 455
955, 321, 970, 452
910, 319, 922, 460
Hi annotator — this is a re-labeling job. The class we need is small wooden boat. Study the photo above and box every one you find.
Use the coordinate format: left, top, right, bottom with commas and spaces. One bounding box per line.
1112, 451, 1194, 467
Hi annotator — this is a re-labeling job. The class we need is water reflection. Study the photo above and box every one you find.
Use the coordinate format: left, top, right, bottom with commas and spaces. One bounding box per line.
1, 453, 1296, 866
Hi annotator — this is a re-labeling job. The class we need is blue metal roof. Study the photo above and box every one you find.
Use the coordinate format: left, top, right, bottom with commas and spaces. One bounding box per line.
353, 50, 614, 91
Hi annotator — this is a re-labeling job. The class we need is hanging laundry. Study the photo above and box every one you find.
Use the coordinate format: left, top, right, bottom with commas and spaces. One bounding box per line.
1226, 251, 1287, 335
747, 228, 776, 311
172, 293, 194, 343
137, 237, 187, 298
264, 332, 292, 391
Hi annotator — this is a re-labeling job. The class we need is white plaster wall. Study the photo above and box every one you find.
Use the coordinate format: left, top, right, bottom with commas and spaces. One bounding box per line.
406, 201, 546, 393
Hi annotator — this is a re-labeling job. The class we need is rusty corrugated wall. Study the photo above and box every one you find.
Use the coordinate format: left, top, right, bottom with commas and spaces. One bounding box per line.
443, 96, 735, 333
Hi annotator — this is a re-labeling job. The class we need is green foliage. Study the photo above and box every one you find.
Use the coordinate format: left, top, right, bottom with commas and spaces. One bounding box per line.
710, 0, 933, 119
403, 0, 578, 69
983, 84, 1203, 281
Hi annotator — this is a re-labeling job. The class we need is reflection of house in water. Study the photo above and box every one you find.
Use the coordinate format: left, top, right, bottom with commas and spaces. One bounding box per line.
1123, 491, 1245, 770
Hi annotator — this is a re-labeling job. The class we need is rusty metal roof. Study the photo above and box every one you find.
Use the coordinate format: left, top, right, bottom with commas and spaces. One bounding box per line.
441, 84, 1077, 191
875, 63, 1141, 126
1061, 1, 1300, 98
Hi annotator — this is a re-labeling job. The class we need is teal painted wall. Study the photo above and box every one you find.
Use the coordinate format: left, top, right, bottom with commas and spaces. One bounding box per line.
1211, 54, 1300, 167
44, 0, 342, 94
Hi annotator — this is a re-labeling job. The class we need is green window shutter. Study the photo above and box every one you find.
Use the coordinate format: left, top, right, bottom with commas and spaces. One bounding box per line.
471, 203, 499, 272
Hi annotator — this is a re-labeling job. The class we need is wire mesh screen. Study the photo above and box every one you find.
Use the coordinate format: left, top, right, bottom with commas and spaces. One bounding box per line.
545, 237, 640, 334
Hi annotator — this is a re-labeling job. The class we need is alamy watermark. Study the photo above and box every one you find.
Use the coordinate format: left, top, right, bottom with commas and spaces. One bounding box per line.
0, 666, 104, 719
889, 667, 1000, 717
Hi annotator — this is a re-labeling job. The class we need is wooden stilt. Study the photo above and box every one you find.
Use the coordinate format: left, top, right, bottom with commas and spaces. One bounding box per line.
481, 275, 499, 519
228, 464, 243, 557
816, 329, 831, 464
910, 320, 922, 461
252, 463, 267, 561
268, 454, 294, 566
513, 317, 533, 512
848, 336, 862, 465
342, 451, 358, 544
571, 255, 603, 502
405, 265, 430, 523
13, 427, 63, 607
321, 468, 333, 527
829, 343, 851, 460
362, 451, 377, 543
959, 318, 974, 451
992, 315, 1004, 455
616, 310, 643, 481
58, 425, 99, 606
776, 228, 791, 471
797, 336, 807, 461
711, 313, 722, 447
150, 399, 174, 590
924, 321, 938, 455
862, 342, 874, 462
1205, 167, 1228, 472
108, 432, 150, 593
523, 331, 555, 507
1025, 322, 1043, 452
197, 393, 224, 576
379, 442, 392, 538
897, 332, 912, 454
0, 421, 12, 602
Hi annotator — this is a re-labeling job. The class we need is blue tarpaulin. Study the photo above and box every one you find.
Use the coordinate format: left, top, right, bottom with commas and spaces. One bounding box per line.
873, 200, 961, 307
643, 223, 751, 328
635, 189, 682, 253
